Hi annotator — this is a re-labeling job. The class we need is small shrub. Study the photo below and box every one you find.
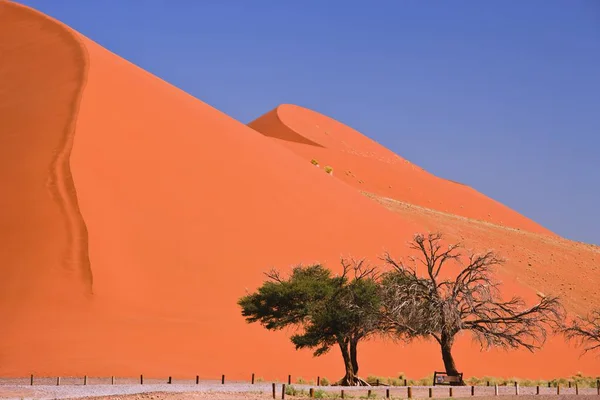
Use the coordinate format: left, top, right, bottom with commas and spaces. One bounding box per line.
320, 376, 330, 386
255, 376, 264, 383
297, 377, 307, 384
286, 385, 306, 396
314, 389, 327, 398
324, 166, 333, 174
311, 159, 319, 166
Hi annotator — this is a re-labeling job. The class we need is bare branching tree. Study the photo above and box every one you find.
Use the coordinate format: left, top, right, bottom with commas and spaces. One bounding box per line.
380, 232, 564, 383
562, 308, 600, 355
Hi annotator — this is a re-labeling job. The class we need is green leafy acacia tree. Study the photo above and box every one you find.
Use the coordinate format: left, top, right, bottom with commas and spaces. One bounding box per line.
238, 260, 381, 386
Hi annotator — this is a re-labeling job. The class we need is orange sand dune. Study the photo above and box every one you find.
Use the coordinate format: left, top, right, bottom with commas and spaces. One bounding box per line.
249, 105, 553, 236
0, 0, 598, 382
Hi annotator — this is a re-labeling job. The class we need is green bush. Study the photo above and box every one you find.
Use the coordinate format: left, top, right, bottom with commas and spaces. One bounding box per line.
320, 377, 330, 386
286, 385, 306, 396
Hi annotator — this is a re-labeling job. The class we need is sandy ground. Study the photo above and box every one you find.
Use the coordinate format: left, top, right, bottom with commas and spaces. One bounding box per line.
0, 383, 598, 400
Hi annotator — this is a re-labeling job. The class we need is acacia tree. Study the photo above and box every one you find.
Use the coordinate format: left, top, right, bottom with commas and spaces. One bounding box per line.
238, 260, 382, 386
380, 232, 564, 383
562, 308, 600, 355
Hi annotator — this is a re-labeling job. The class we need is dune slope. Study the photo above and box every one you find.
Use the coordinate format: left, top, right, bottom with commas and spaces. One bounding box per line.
249, 105, 554, 236
0, 0, 598, 381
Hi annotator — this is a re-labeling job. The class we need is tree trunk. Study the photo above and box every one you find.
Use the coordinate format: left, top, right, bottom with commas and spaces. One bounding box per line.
440, 332, 464, 385
334, 339, 369, 386
350, 337, 359, 376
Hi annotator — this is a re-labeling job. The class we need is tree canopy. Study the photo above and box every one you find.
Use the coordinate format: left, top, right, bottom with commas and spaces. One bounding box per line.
238, 260, 383, 385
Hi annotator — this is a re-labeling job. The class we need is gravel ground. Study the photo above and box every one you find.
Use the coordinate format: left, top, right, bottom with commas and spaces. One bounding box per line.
0, 382, 598, 400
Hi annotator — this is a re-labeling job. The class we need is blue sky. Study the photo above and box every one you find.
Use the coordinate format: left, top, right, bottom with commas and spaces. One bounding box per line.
18, 0, 600, 244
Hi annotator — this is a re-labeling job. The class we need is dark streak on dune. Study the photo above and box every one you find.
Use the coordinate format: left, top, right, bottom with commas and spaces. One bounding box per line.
248, 108, 325, 148
0, 1, 93, 293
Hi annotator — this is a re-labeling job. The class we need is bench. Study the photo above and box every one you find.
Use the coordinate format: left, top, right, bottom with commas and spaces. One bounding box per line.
433, 371, 463, 386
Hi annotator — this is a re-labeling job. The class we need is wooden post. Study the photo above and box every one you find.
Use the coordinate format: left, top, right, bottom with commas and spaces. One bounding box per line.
449, 387, 453, 397
282, 384, 286, 400
547, 382, 551, 388
428, 388, 432, 398
487, 381, 490, 387
252, 373, 255, 384
408, 387, 412, 399
494, 384, 499, 396
557, 385, 560, 395
30, 374, 33, 386
575, 383, 579, 395
196, 375, 199, 384
597, 380, 600, 395
317, 376, 320, 386
288, 375, 291, 385
471, 385, 475, 396
404, 379, 407, 386
84, 375, 87, 385
310, 388, 314, 398
569, 381, 572, 388
111, 376, 115, 385
515, 382, 519, 395
536, 385, 539, 395
387, 388, 391, 398
272, 383, 276, 399
56, 377, 60, 386
377, 379, 380, 386
341, 389, 345, 399
368, 389, 372, 398
140, 374, 144, 385
168, 376, 172, 384
221, 374, 225, 384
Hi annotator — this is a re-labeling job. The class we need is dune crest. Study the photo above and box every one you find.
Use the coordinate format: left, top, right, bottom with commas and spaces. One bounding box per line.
0, 0, 92, 307
249, 104, 553, 236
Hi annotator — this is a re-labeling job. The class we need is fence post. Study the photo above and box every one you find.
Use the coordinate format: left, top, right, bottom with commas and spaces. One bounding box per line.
536, 385, 539, 395
288, 375, 291, 385
140, 374, 144, 385
368, 389, 372, 398
576, 383, 579, 395
317, 376, 320, 386
282, 383, 286, 400
376, 379, 380, 386
471, 385, 475, 396
487, 381, 490, 387
196, 375, 199, 385
408, 387, 412, 398
310, 388, 314, 398
221, 374, 225, 384
557, 385, 560, 395
449, 387, 453, 397
341, 389, 345, 399
597, 380, 600, 395
168, 376, 172, 384
252, 373, 255, 384
547, 382, 551, 388
428, 388, 432, 398
494, 384, 499, 396
515, 382, 519, 395
272, 383, 276, 399
404, 379, 407, 386
30, 374, 33, 386
569, 381, 572, 388
387, 388, 391, 398
56, 377, 60, 386
111, 376, 115, 385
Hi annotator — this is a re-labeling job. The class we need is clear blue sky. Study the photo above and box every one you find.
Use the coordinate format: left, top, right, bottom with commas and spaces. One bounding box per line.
17, 0, 600, 244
